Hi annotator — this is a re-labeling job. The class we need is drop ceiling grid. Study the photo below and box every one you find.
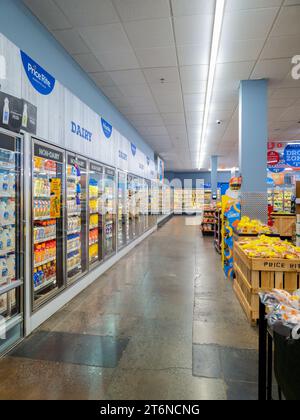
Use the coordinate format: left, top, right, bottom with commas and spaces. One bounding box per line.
22, 0, 300, 171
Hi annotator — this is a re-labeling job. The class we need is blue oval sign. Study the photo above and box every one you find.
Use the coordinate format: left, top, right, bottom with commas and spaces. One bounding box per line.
131, 143, 137, 156
20, 51, 55, 95
284, 144, 300, 168
101, 118, 113, 139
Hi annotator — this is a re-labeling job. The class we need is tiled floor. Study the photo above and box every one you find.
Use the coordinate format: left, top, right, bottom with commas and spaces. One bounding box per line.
0, 217, 259, 400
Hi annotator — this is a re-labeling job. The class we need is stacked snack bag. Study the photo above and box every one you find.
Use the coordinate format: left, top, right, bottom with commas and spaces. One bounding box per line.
237, 216, 273, 235
260, 289, 300, 338
239, 235, 300, 259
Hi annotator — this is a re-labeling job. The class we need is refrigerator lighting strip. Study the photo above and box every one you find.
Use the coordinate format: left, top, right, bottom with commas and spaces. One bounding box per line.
0, 280, 23, 296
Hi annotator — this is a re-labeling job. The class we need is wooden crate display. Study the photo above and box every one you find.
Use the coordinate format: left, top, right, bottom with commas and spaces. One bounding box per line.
272, 214, 295, 238
233, 242, 300, 325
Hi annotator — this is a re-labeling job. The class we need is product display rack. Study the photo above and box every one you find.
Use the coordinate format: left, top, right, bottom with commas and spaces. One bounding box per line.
268, 187, 294, 212
201, 207, 216, 236
174, 189, 183, 214
103, 167, 116, 259
0, 130, 24, 357
32, 140, 64, 308
66, 154, 88, 284
214, 209, 222, 253
88, 161, 104, 267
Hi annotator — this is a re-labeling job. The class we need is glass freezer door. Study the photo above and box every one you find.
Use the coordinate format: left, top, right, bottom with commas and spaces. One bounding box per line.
88, 161, 103, 267
66, 154, 88, 283
32, 140, 64, 308
117, 171, 128, 250
103, 167, 116, 259
0, 132, 23, 355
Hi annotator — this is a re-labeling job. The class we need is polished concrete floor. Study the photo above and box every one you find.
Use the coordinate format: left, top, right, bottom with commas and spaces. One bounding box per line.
0, 217, 259, 400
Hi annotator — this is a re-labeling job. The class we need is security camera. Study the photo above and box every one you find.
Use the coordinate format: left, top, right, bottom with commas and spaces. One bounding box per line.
216, 120, 222, 125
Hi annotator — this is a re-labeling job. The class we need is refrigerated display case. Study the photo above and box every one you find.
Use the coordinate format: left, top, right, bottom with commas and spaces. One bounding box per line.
174, 189, 183, 214
103, 167, 116, 259
32, 140, 65, 308
0, 131, 23, 355
88, 161, 103, 267
128, 174, 137, 241
149, 181, 159, 226
140, 179, 149, 232
66, 153, 88, 284
117, 171, 128, 250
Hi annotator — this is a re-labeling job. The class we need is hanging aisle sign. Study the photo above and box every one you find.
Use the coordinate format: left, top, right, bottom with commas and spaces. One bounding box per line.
284, 144, 300, 168
20, 51, 55, 95
101, 117, 113, 139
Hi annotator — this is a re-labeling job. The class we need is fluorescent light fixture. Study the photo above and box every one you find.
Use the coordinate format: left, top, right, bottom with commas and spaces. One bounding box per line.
198, 0, 226, 169
0, 55, 6, 80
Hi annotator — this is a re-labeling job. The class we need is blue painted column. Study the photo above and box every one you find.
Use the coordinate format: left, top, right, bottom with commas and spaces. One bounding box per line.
239, 80, 268, 193
211, 156, 218, 197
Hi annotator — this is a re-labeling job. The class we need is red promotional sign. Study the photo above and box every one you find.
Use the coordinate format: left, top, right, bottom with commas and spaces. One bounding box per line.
268, 142, 275, 150
268, 151, 280, 166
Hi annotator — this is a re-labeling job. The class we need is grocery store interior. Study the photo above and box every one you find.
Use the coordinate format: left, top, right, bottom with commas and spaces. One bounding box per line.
1, 0, 300, 401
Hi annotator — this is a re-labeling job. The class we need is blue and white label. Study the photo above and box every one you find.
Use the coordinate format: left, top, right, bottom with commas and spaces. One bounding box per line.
119, 150, 128, 161
20, 51, 55, 95
131, 143, 137, 156
71, 121, 92, 142
284, 144, 300, 168
101, 117, 113, 139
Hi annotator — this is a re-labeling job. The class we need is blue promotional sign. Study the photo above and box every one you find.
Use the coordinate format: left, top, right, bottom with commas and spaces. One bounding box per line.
284, 144, 300, 168
268, 167, 285, 174
131, 143, 137, 156
101, 117, 113, 139
20, 51, 55, 95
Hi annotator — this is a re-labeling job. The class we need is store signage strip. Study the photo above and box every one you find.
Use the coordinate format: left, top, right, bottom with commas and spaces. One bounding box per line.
34, 144, 63, 163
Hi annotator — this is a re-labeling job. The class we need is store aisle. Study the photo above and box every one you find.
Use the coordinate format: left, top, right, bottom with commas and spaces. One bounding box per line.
0, 217, 258, 400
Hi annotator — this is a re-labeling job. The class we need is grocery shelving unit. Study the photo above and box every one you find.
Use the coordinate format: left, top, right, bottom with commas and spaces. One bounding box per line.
268, 187, 294, 212
201, 208, 216, 236
214, 209, 222, 253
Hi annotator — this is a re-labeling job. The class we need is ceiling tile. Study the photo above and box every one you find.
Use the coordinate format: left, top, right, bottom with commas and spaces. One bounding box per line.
171, 0, 215, 16
271, 5, 300, 37
54, 0, 119, 27
162, 113, 186, 125
177, 45, 210, 66
112, 0, 170, 21
108, 69, 146, 85
150, 82, 182, 97
226, 0, 282, 11
78, 23, 132, 53
143, 67, 180, 84
52, 29, 90, 54
23, 0, 72, 30
251, 58, 291, 83
261, 35, 300, 59
180, 65, 209, 82
89, 72, 115, 87
73, 53, 104, 73
216, 61, 254, 81
218, 38, 265, 63
95, 49, 139, 71
174, 14, 214, 46
181, 80, 207, 95
118, 83, 153, 98
222, 8, 279, 42
123, 18, 174, 49
135, 47, 177, 68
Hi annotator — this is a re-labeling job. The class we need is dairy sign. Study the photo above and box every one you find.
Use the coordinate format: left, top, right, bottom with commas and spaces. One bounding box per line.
284, 144, 300, 168
20, 51, 55, 95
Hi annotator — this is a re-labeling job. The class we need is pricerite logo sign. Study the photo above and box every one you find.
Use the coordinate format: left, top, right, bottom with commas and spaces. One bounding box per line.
20, 51, 55, 95
101, 118, 113, 139
292, 56, 300, 80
